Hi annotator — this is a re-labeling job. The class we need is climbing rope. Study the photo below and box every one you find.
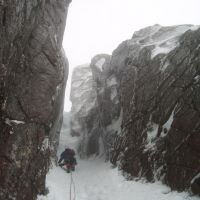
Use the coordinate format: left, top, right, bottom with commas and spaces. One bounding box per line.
69, 171, 76, 200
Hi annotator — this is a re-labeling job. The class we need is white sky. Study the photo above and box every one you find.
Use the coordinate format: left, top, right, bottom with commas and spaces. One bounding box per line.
63, 0, 200, 111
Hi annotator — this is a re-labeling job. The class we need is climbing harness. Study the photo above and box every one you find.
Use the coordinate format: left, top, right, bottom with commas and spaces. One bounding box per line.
69, 171, 76, 200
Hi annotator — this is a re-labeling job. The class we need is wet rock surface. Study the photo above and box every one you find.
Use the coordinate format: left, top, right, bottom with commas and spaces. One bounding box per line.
0, 0, 71, 199
71, 25, 200, 194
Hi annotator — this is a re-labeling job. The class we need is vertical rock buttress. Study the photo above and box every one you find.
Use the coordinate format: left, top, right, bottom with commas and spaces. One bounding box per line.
70, 25, 200, 194
0, 0, 71, 199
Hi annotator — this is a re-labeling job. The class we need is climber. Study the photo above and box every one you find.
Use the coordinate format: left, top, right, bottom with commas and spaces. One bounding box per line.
58, 147, 77, 173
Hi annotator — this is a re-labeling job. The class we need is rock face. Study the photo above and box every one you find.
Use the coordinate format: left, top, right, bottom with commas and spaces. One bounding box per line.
0, 0, 71, 199
70, 55, 121, 158
70, 64, 98, 156
71, 25, 200, 194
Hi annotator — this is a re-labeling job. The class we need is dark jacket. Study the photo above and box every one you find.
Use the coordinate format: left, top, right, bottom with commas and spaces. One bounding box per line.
58, 148, 77, 165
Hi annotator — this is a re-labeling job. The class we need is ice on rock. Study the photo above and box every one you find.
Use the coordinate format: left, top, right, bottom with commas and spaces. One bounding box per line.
160, 60, 170, 72
107, 109, 123, 134
41, 137, 49, 151
128, 25, 200, 60
145, 122, 159, 151
191, 173, 200, 184
95, 58, 105, 71
151, 25, 196, 58
5, 118, 25, 125
110, 88, 117, 101
107, 76, 117, 87
161, 109, 175, 137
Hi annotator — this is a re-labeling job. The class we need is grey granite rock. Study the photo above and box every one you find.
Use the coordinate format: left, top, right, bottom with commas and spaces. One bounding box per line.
70, 54, 121, 158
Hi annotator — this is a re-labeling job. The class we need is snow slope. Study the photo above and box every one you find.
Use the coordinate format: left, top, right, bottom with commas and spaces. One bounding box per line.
38, 121, 200, 200
38, 159, 199, 200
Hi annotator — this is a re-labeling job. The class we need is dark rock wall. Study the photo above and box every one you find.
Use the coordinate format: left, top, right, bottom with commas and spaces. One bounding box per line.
110, 25, 200, 194
0, 0, 71, 199
90, 54, 121, 159
70, 25, 200, 194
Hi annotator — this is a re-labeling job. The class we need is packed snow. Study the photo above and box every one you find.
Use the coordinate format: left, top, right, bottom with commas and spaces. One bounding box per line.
38, 159, 199, 200
194, 75, 200, 83
38, 113, 200, 200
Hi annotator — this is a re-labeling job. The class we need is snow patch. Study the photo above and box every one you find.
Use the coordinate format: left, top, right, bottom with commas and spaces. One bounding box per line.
5, 118, 25, 126
95, 58, 105, 71
99, 88, 104, 94
83, 97, 97, 114
151, 39, 178, 58
107, 76, 117, 87
145, 123, 159, 151
10, 120, 25, 124
129, 25, 199, 60
10, 131, 14, 135
107, 109, 123, 134
154, 165, 165, 182
194, 75, 200, 83
41, 137, 49, 151
54, 34, 57, 44
56, 84, 62, 93
52, 84, 62, 101
151, 25, 199, 58
197, 44, 200, 50
161, 109, 175, 137
160, 60, 170, 72
190, 25, 200, 31
191, 172, 200, 184
110, 88, 117, 101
